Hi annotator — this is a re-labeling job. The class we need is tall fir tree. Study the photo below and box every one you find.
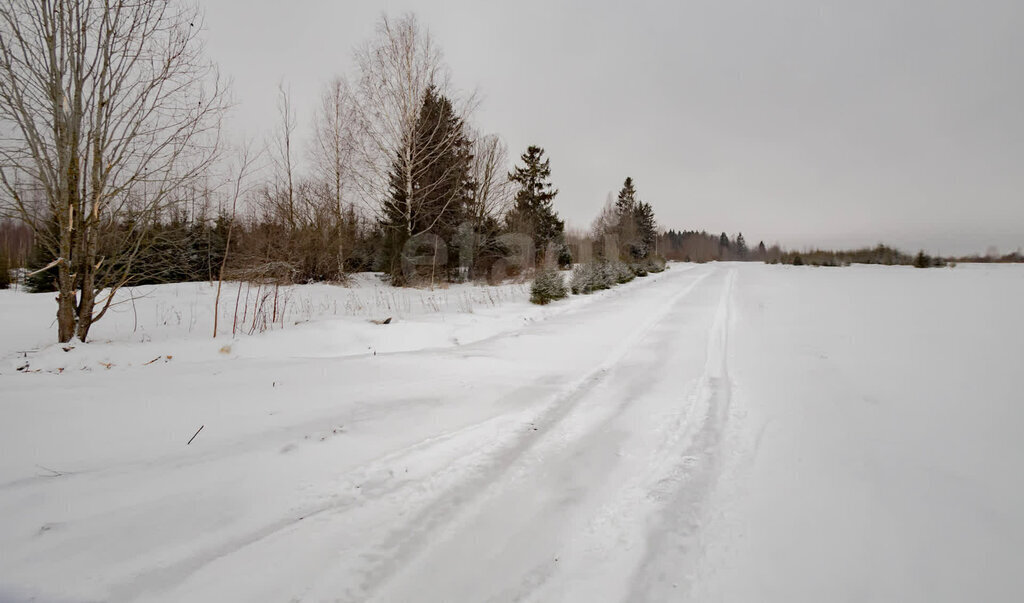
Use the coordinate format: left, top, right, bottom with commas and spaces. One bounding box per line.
735, 232, 748, 259
719, 232, 730, 259
615, 177, 637, 216
635, 201, 657, 259
612, 177, 657, 260
382, 86, 475, 282
506, 146, 566, 264
614, 177, 638, 258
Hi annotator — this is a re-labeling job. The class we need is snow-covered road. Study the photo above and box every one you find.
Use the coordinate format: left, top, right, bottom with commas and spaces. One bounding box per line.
2, 263, 1023, 602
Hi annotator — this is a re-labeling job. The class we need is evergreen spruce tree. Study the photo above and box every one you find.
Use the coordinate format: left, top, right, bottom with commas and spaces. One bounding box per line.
506, 146, 565, 264
735, 233, 748, 259
382, 86, 475, 283
530, 268, 568, 304
187, 216, 228, 282
635, 201, 657, 259
719, 232, 730, 259
757, 240, 767, 258
613, 177, 640, 259
615, 177, 637, 216
612, 177, 657, 260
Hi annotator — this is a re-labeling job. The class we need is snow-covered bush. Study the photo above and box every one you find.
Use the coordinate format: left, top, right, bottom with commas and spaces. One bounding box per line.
612, 262, 635, 284
571, 260, 635, 294
627, 256, 665, 278
647, 255, 667, 273
571, 262, 611, 294
596, 260, 633, 286
530, 269, 568, 305
570, 264, 596, 294
594, 262, 611, 286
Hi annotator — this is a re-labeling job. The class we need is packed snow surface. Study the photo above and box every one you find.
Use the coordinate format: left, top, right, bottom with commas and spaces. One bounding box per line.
1, 263, 1022, 601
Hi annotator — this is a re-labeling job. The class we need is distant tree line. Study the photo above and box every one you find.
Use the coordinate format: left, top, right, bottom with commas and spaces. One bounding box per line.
658, 230, 777, 263
773, 244, 914, 267
655, 231, 1024, 269
766, 245, 1024, 268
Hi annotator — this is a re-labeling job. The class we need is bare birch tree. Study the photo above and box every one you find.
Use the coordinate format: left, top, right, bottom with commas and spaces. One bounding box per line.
349, 13, 475, 239
0, 0, 228, 342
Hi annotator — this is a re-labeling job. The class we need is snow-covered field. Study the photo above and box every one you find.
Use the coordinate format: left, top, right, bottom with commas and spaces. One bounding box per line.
1, 263, 1022, 602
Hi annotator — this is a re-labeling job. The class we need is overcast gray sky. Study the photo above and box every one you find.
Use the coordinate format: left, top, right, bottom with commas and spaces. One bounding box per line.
201, 0, 1023, 255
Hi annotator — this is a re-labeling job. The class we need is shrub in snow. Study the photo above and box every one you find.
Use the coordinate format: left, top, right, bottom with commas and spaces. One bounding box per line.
570, 264, 596, 294
571, 262, 609, 294
632, 256, 666, 275
570, 260, 635, 294
612, 262, 635, 284
530, 269, 568, 305
595, 261, 617, 290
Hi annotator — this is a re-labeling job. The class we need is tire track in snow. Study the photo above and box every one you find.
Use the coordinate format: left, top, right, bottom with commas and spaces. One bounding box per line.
352, 268, 736, 603
482, 267, 739, 603
302, 267, 719, 601
624, 266, 738, 602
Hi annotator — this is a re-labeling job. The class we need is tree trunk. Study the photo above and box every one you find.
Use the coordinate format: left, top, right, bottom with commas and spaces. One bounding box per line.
76, 276, 95, 341
56, 267, 76, 343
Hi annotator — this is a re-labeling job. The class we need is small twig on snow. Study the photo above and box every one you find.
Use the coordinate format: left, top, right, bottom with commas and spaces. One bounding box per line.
187, 425, 205, 445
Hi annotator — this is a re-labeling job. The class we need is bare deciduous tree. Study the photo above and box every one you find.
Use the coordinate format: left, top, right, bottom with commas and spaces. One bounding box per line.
349, 13, 475, 238
213, 142, 259, 338
0, 0, 228, 342
310, 77, 354, 221
468, 133, 512, 228
266, 82, 298, 230
309, 76, 359, 275
454, 132, 512, 279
